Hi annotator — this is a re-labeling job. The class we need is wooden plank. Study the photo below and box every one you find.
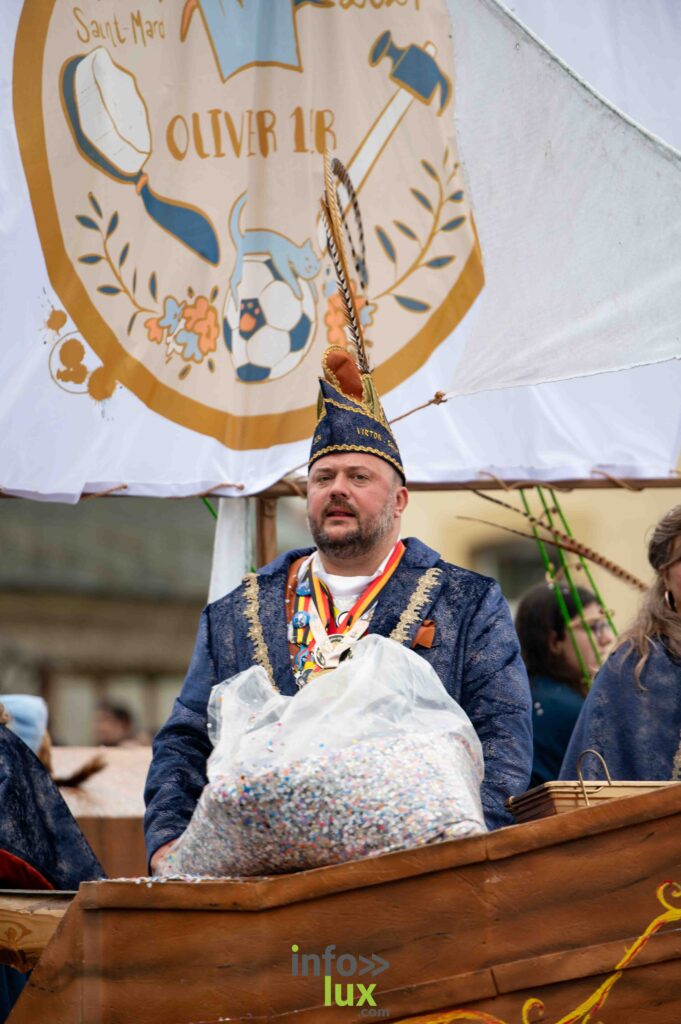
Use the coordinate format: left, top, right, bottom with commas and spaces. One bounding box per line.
399, 955, 681, 1024
487, 783, 681, 859
9, 788, 681, 1023
257, 476, 681, 498
3, 478, 681, 501
79, 832, 493, 911
256, 496, 278, 568
81, 785, 681, 912
493, 928, 681, 993
0, 892, 72, 971
8, 897, 85, 1024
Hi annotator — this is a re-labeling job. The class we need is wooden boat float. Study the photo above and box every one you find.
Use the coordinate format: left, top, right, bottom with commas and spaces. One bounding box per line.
4, 784, 681, 1023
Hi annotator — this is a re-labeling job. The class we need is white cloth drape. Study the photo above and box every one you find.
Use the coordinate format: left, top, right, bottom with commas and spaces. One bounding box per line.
2, 0, 681, 499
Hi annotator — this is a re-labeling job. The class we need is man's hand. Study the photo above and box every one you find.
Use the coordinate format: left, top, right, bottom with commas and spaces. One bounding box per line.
150, 839, 177, 875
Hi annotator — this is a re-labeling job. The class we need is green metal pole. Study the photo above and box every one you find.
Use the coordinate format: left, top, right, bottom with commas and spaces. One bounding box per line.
537, 487, 601, 669
201, 497, 218, 520
549, 488, 618, 636
520, 488, 591, 686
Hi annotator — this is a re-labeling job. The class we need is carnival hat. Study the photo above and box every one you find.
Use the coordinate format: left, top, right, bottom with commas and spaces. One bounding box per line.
310, 158, 405, 482
2, 695, 48, 754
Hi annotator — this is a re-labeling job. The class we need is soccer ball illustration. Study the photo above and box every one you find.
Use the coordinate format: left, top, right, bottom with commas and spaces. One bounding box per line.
223, 256, 317, 383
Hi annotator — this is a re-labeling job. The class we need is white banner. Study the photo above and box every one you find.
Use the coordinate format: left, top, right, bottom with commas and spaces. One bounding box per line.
1, 0, 680, 500
447, 0, 681, 397
509, 0, 681, 154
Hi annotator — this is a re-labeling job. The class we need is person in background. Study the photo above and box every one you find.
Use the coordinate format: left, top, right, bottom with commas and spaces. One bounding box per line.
561, 505, 681, 781
92, 701, 149, 747
515, 584, 615, 788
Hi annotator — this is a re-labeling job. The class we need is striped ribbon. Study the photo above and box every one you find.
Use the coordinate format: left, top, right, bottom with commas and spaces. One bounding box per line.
293, 540, 406, 652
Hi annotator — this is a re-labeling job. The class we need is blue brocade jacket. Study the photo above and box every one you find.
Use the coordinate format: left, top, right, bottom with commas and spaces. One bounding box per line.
144, 538, 533, 860
560, 640, 681, 781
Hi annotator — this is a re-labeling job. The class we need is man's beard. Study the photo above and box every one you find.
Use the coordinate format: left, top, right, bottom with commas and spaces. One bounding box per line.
308, 498, 396, 560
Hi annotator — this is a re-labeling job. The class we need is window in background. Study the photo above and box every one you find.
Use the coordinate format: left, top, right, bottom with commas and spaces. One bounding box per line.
473, 539, 546, 614
0, 497, 215, 743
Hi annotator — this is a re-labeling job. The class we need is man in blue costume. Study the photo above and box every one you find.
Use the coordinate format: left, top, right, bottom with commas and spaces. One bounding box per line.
145, 339, 533, 870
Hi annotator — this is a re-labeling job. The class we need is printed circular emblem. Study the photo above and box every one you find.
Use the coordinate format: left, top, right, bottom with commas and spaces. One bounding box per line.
314, 634, 347, 667
314, 647, 327, 668
14, 1, 483, 450
292, 610, 310, 630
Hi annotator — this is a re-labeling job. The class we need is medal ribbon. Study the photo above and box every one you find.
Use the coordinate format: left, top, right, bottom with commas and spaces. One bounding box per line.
292, 540, 405, 659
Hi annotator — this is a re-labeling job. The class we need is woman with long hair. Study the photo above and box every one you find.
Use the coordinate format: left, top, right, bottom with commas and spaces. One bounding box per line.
515, 583, 614, 788
561, 504, 681, 780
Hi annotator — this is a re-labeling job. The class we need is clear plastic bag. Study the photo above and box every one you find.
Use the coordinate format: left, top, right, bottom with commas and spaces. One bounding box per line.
163, 635, 486, 877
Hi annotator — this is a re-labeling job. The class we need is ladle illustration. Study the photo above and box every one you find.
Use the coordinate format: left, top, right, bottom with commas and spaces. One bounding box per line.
61, 48, 219, 266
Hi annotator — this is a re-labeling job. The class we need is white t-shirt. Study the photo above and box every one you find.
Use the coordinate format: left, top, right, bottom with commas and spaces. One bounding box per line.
300, 546, 397, 624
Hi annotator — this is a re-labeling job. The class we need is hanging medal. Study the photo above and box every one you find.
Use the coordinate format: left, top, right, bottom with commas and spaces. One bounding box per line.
307, 600, 370, 669
290, 541, 405, 681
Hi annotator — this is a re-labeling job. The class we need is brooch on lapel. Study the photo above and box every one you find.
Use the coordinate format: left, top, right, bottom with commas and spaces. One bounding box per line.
412, 620, 436, 650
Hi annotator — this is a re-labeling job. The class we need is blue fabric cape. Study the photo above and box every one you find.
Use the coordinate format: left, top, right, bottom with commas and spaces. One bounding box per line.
560, 640, 681, 780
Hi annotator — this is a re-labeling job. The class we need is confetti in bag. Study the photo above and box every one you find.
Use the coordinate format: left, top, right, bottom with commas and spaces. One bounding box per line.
163, 635, 486, 877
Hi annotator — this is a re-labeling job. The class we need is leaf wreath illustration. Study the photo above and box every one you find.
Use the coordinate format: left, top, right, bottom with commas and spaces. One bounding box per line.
77, 194, 219, 377
372, 149, 466, 314
77, 192, 156, 331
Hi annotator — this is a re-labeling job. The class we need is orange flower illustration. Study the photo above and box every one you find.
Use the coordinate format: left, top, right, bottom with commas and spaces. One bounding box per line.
182, 296, 219, 355
145, 317, 164, 344
324, 284, 372, 346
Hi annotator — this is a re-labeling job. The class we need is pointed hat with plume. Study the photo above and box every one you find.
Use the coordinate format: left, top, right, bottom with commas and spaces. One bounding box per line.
309, 156, 405, 482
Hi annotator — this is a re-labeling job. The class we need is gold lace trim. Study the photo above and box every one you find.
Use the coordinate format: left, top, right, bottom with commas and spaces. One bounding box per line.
319, 351, 393, 433
324, 396, 365, 415
243, 573, 276, 686
390, 567, 442, 645
309, 443, 404, 477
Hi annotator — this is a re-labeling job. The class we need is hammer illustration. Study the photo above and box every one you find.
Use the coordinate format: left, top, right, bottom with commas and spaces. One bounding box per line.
317, 37, 450, 255
370, 31, 451, 116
